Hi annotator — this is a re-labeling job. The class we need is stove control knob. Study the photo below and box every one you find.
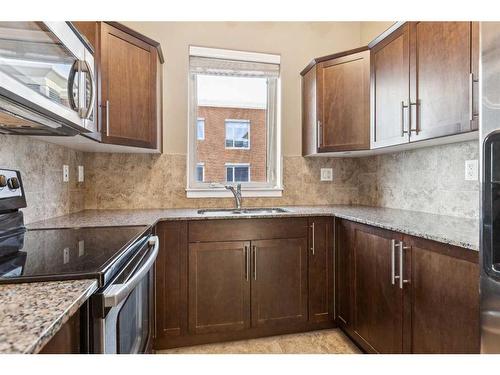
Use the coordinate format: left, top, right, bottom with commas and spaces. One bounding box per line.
7, 177, 20, 190
0, 175, 6, 188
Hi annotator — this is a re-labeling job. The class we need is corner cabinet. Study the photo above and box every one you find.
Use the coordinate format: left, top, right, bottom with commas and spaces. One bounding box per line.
72, 22, 163, 151
335, 219, 480, 354
371, 22, 479, 148
154, 217, 335, 350
301, 47, 370, 156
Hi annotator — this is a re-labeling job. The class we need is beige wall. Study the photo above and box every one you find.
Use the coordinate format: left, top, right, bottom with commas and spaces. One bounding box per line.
122, 22, 363, 156
360, 21, 395, 45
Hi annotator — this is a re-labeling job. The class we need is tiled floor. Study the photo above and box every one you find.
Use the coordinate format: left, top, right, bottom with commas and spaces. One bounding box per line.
158, 329, 361, 354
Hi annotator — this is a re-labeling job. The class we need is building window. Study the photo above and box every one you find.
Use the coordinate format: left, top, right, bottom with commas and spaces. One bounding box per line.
225, 120, 250, 149
197, 118, 205, 140
196, 163, 204, 182
226, 164, 250, 182
187, 46, 282, 197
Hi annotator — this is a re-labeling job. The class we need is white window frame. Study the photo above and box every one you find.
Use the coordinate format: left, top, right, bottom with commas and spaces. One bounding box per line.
187, 46, 282, 198
196, 162, 205, 182
225, 163, 251, 183
197, 118, 205, 140
225, 119, 250, 150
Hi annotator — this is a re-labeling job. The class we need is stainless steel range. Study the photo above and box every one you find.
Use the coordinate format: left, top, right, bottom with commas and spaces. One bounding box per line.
0, 168, 158, 354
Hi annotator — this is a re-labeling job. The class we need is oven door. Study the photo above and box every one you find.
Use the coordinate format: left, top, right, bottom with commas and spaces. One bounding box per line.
93, 235, 159, 354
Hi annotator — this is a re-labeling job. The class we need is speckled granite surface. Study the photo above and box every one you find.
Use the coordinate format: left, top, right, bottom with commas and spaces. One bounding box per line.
28, 205, 479, 251
0, 279, 97, 354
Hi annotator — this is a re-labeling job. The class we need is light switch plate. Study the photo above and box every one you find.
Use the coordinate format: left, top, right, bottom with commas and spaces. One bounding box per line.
78, 165, 84, 182
465, 160, 478, 181
63, 165, 69, 182
320, 168, 333, 181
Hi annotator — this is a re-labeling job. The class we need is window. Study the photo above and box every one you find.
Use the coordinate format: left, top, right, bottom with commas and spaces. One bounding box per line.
197, 118, 205, 140
226, 164, 250, 182
196, 163, 204, 182
187, 46, 282, 197
225, 120, 250, 149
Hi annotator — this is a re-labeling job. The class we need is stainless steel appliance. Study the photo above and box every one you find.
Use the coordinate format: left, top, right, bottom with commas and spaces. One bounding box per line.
480, 22, 500, 353
0, 22, 96, 135
0, 168, 158, 353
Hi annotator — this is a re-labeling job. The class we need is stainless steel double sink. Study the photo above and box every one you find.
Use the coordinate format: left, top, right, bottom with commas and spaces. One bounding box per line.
197, 207, 291, 215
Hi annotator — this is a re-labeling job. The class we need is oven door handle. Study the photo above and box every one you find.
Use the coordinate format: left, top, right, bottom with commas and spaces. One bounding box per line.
103, 235, 159, 308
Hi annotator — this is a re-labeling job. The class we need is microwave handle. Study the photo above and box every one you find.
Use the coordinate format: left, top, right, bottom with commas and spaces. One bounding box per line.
81, 59, 95, 120
67, 60, 79, 112
103, 236, 159, 308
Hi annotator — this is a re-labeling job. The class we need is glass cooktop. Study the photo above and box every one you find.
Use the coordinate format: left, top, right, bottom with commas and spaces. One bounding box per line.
0, 225, 150, 286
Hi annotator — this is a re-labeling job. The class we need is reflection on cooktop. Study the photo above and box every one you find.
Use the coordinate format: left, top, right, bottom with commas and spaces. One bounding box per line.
0, 226, 148, 281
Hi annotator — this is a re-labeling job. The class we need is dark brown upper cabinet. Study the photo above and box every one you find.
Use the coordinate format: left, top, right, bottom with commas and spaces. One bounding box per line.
371, 22, 479, 148
72, 22, 163, 150
301, 47, 370, 156
371, 23, 410, 148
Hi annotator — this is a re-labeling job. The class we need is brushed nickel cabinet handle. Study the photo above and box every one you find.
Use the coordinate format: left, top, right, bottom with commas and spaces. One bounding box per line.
401, 101, 409, 136
469, 73, 479, 122
409, 101, 419, 134
253, 245, 257, 280
398, 241, 410, 289
391, 239, 397, 285
317, 120, 322, 148
105, 100, 110, 136
310, 222, 315, 255
244, 245, 249, 281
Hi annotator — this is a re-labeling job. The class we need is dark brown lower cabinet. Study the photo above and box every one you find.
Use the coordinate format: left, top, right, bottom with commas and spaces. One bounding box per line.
154, 218, 334, 350
39, 310, 81, 354
354, 225, 404, 353
308, 218, 334, 323
409, 237, 480, 353
188, 241, 250, 334
336, 219, 480, 354
251, 238, 308, 328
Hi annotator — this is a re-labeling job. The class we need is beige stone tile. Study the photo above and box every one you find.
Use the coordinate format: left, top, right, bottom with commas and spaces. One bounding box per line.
158, 329, 360, 355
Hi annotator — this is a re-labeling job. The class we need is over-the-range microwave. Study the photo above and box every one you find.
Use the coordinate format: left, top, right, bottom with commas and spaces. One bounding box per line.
0, 22, 96, 136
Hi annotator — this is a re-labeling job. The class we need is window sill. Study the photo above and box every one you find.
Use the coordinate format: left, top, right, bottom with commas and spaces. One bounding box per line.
186, 187, 283, 198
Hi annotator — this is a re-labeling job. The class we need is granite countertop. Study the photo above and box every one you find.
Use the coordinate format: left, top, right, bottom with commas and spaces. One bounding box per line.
0, 279, 97, 354
28, 205, 479, 251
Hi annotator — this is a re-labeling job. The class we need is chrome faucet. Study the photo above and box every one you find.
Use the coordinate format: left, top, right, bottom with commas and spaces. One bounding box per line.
225, 183, 242, 209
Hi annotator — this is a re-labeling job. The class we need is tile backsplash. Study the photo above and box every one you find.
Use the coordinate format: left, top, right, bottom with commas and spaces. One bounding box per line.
0, 135, 480, 224
357, 140, 480, 219
83, 153, 362, 209
0, 135, 85, 224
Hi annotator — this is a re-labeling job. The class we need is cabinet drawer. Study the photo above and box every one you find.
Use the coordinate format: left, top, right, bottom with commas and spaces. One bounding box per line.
188, 218, 308, 242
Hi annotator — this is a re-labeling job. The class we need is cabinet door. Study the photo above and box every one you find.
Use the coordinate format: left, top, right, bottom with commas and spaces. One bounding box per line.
409, 237, 480, 353
308, 218, 334, 323
155, 221, 188, 343
353, 223, 404, 353
302, 66, 317, 156
100, 22, 158, 148
335, 219, 354, 330
409, 22, 478, 141
188, 241, 251, 334
372, 23, 410, 148
251, 238, 308, 328
317, 50, 370, 152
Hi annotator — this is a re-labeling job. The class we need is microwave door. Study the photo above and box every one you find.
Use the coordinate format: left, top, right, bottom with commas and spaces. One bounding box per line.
0, 22, 91, 133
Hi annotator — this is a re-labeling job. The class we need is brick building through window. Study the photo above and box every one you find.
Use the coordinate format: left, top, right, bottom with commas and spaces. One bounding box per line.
196, 105, 267, 183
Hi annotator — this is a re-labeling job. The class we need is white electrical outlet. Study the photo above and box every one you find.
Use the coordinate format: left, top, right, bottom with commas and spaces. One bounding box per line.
320, 168, 333, 181
63, 165, 69, 182
78, 165, 84, 182
465, 160, 478, 181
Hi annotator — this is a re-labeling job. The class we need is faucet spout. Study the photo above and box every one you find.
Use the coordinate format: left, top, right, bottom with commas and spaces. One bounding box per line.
225, 183, 242, 209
